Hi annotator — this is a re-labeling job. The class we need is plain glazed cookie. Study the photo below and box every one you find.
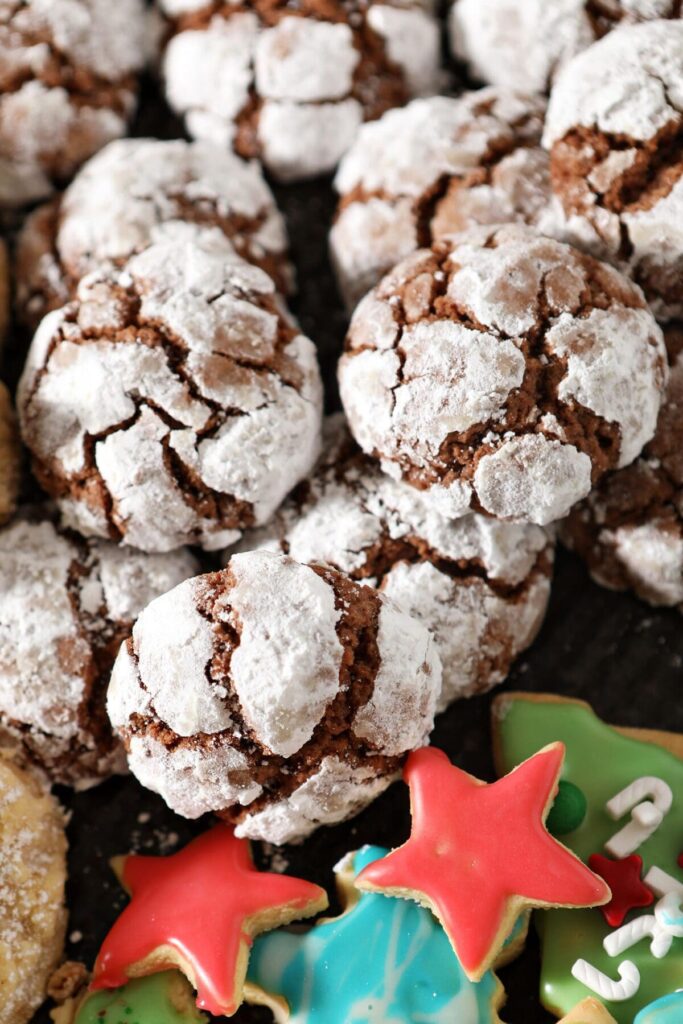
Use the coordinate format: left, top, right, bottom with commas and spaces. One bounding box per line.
449, 0, 681, 96
0, 751, 67, 1024
331, 88, 559, 309
108, 549, 441, 845
238, 419, 554, 711
338, 224, 668, 526
15, 137, 292, 331
159, 0, 441, 182
544, 20, 683, 322
0, 382, 20, 527
0, 0, 149, 208
18, 222, 323, 553
562, 325, 683, 610
0, 512, 198, 787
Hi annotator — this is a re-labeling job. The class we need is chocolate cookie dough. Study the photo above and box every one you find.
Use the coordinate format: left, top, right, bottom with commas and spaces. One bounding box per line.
563, 325, 683, 610
544, 20, 683, 321
0, 382, 20, 527
0, 512, 198, 787
331, 88, 557, 309
159, 0, 441, 182
238, 418, 555, 711
18, 222, 323, 553
338, 224, 667, 526
449, 0, 681, 95
15, 137, 292, 331
0, 0, 149, 208
108, 549, 441, 844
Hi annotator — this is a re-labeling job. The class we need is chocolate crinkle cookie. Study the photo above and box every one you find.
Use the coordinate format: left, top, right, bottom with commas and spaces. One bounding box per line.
108, 549, 441, 845
331, 88, 559, 309
562, 324, 683, 610
158, 0, 441, 182
449, 0, 681, 96
544, 20, 683, 322
18, 221, 323, 553
15, 137, 292, 331
0, 0, 149, 208
338, 224, 668, 526
235, 418, 555, 711
0, 511, 199, 788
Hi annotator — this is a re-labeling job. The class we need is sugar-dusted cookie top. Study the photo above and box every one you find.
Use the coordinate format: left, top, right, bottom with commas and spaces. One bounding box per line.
159, 0, 441, 182
545, 20, 683, 322
108, 550, 441, 844
338, 224, 667, 525
16, 137, 291, 329
332, 88, 559, 308
0, 751, 67, 1024
0, 0, 149, 207
240, 417, 554, 709
0, 512, 198, 786
18, 222, 323, 552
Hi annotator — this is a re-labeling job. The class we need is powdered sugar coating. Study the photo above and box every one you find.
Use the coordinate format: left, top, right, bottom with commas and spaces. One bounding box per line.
237, 418, 554, 708
161, 4, 441, 182
544, 21, 683, 320
16, 137, 291, 327
227, 552, 343, 757
0, 513, 197, 787
0, 754, 67, 1024
449, 0, 680, 95
338, 224, 667, 525
331, 89, 558, 308
18, 222, 323, 553
0, 0, 148, 206
108, 550, 440, 842
562, 331, 683, 610
235, 756, 393, 845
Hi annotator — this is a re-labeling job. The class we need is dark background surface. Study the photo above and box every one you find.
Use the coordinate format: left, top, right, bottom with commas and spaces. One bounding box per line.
4, 73, 678, 1024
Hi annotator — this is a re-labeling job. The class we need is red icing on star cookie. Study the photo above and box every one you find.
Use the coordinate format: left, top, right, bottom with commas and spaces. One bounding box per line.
587, 853, 654, 927
356, 745, 611, 980
91, 823, 327, 1016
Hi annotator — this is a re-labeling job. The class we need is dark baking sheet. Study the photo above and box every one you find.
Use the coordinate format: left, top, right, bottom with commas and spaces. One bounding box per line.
5, 79, 679, 1024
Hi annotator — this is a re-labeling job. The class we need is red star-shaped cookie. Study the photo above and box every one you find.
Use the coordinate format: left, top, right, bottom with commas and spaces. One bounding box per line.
91, 823, 327, 1016
588, 853, 654, 927
356, 745, 610, 980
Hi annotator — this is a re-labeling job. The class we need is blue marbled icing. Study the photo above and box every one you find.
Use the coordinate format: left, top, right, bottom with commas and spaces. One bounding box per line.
247, 845, 504, 1023
634, 992, 683, 1024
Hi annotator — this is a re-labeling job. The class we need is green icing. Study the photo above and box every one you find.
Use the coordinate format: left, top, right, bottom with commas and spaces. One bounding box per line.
74, 972, 205, 1024
496, 698, 683, 1024
547, 781, 588, 837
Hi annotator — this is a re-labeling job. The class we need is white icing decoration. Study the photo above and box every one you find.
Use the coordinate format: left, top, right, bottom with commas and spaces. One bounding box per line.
603, 893, 683, 960
604, 776, 673, 858
571, 959, 641, 1001
644, 867, 683, 899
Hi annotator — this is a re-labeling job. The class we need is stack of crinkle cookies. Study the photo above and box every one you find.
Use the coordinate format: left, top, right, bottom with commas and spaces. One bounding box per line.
1, 2, 682, 1024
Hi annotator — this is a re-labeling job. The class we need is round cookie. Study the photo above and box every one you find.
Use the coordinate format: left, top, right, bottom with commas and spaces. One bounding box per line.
0, 382, 20, 527
159, 0, 441, 182
331, 88, 559, 309
107, 549, 441, 844
0, 0, 149, 208
238, 418, 554, 711
544, 20, 683, 322
0, 512, 198, 787
338, 223, 668, 526
449, 0, 681, 96
0, 750, 67, 1024
15, 137, 292, 331
562, 325, 683, 610
18, 222, 323, 553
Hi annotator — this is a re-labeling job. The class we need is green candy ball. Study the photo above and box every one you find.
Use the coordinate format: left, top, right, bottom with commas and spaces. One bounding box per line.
547, 780, 587, 836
